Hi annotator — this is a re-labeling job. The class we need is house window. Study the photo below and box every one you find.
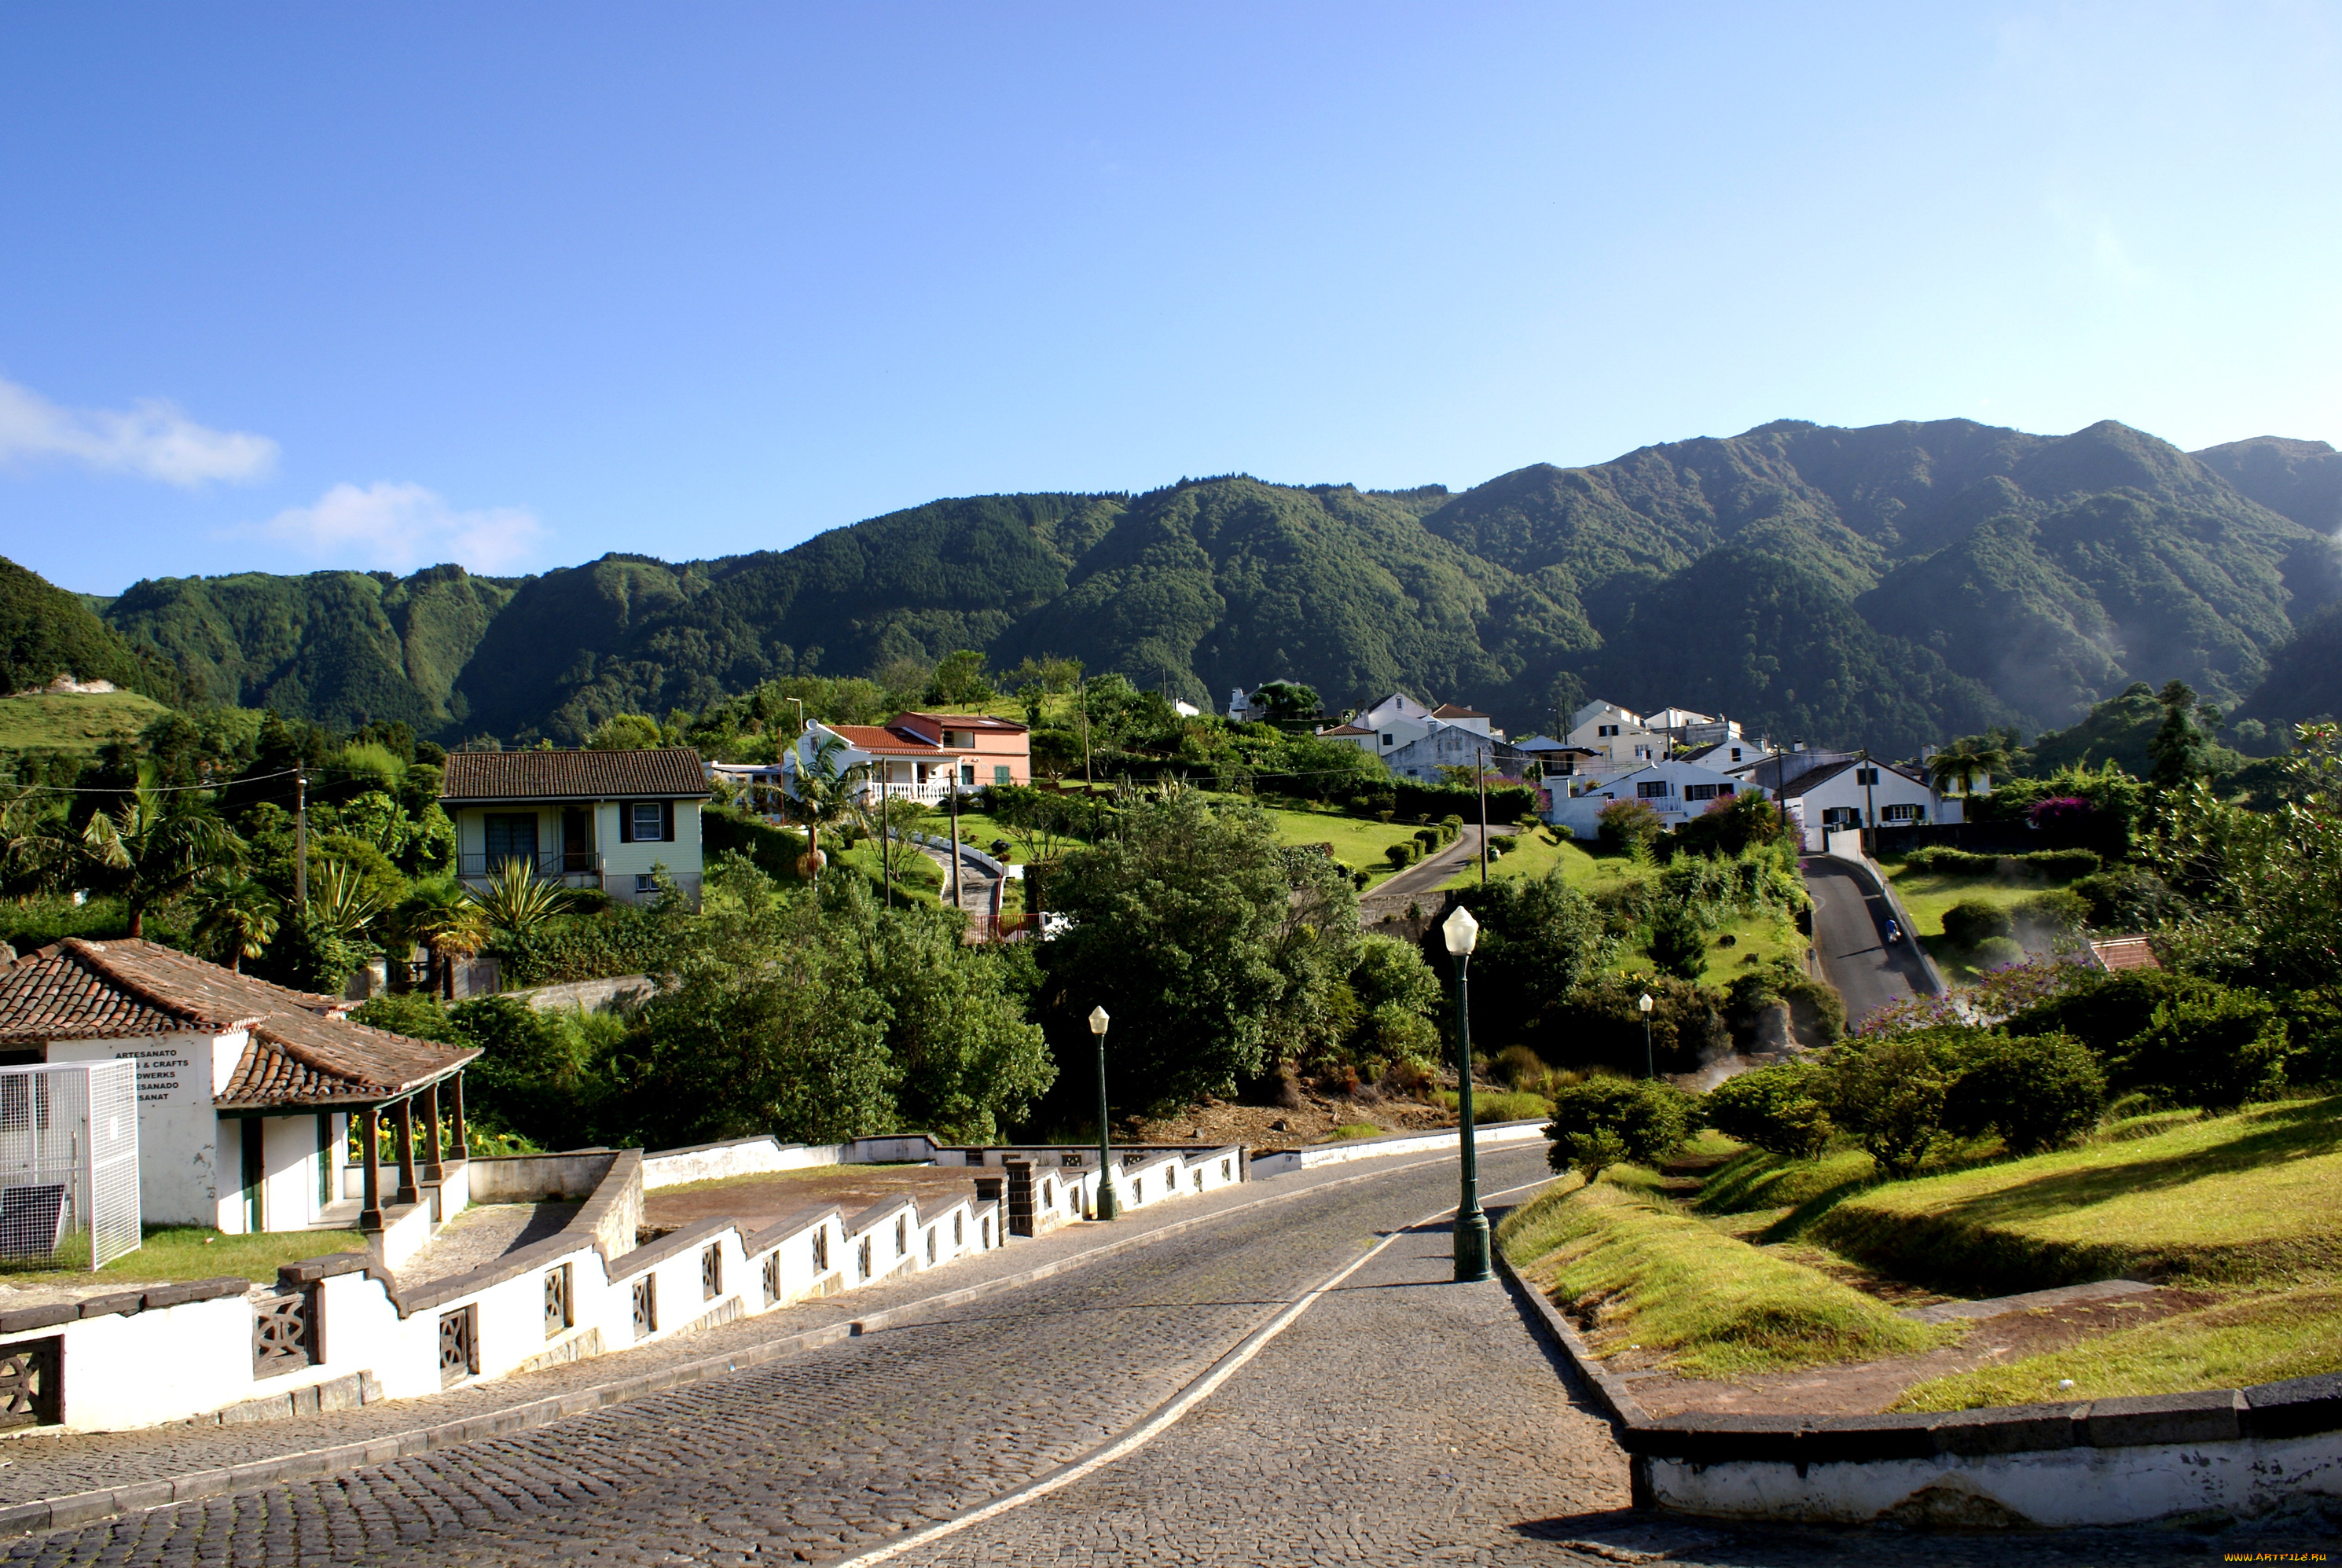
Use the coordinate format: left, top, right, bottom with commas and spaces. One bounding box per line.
1381, 733, 1393, 747
993, 766, 1011, 784
1683, 784, 1718, 802
1855, 768, 1879, 786
622, 801, 672, 843
1881, 803, 1922, 822
1637, 781, 1669, 799
1597, 725, 1618, 737
961, 764, 975, 786
635, 875, 659, 895
1730, 747, 1742, 762
484, 813, 539, 871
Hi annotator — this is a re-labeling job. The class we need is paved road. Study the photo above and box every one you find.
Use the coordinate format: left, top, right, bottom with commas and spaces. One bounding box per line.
916, 839, 1000, 922
1801, 856, 1930, 1027
6, 1144, 2328, 1566
1360, 825, 1486, 920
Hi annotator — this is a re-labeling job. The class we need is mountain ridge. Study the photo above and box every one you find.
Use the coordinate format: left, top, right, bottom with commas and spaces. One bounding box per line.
55, 414, 2342, 755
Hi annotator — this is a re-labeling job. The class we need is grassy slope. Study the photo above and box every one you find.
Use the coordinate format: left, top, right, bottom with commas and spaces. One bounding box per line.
1257, 804, 1426, 888
0, 690, 171, 753
1810, 1096, 2342, 1294
1498, 1176, 1949, 1379
1893, 1287, 2342, 1411
1885, 863, 2069, 979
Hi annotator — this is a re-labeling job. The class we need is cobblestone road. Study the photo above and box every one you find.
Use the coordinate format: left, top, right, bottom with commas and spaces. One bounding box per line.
3, 1144, 2333, 1566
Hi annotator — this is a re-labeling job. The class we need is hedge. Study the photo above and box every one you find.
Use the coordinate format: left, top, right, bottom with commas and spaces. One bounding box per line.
1900, 846, 2101, 880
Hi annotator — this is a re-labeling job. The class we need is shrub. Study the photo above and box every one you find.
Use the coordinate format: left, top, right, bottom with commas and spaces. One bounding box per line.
2010, 888, 2090, 939
2116, 990, 2293, 1108
1970, 936, 2026, 968
1901, 846, 2100, 879
1648, 905, 1709, 981
1494, 1045, 1549, 1091
1598, 797, 1664, 850
2072, 868, 2180, 930
1940, 1032, 2106, 1153
1941, 900, 2014, 949
1704, 1060, 1834, 1159
1384, 843, 1413, 870
1829, 1035, 1955, 1177
2026, 848, 2102, 880
1542, 1074, 1697, 1180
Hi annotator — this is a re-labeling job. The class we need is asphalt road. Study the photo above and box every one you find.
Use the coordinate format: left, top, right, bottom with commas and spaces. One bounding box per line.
1360, 824, 1485, 918
1801, 856, 1931, 1027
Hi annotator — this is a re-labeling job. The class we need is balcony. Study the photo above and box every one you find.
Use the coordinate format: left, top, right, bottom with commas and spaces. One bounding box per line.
456, 850, 606, 888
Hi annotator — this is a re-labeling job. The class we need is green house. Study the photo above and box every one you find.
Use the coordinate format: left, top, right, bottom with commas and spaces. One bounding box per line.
440, 747, 710, 905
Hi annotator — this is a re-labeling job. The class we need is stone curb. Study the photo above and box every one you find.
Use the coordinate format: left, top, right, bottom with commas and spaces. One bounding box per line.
0, 1146, 1473, 1538
1494, 1229, 2342, 1471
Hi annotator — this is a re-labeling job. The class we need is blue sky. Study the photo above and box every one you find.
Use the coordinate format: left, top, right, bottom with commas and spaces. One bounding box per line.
2, 2, 2336, 595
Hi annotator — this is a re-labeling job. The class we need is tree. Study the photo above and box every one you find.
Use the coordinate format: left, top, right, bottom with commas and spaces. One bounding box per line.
1929, 735, 2009, 797
394, 882, 494, 999
928, 651, 994, 707
1250, 681, 1322, 726
188, 873, 281, 971
77, 788, 244, 938
1597, 797, 1663, 850
1542, 1076, 1695, 1182
2148, 680, 2219, 788
780, 733, 866, 876
586, 713, 663, 751
1829, 1036, 1953, 1177
1703, 1060, 1834, 1159
1041, 794, 1356, 1110
1648, 903, 1709, 981
1448, 871, 1613, 1047
853, 795, 930, 895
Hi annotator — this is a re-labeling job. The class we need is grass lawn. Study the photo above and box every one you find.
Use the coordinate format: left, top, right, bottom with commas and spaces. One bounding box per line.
1255, 804, 1432, 889
1885, 865, 2069, 979
1693, 1144, 1881, 1218
0, 1225, 363, 1287
1808, 1096, 2342, 1295
0, 691, 172, 755
1499, 1177, 1950, 1378
1892, 1286, 2342, 1411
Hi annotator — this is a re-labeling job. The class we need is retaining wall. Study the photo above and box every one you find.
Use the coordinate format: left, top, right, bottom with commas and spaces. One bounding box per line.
1248, 1118, 1550, 1177
1499, 1247, 2342, 1528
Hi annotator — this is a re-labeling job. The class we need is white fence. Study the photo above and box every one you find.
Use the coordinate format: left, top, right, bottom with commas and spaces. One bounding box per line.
0, 1061, 140, 1271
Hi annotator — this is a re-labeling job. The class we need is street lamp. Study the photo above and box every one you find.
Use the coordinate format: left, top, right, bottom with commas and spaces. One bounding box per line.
1089, 1005, 1119, 1221
1638, 991, 1655, 1079
1443, 905, 1489, 1283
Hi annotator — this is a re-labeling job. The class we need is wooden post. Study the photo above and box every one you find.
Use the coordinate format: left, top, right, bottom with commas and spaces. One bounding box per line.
359, 1108, 383, 1229
393, 1097, 418, 1206
450, 1074, 469, 1161
420, 1081, 444, 1182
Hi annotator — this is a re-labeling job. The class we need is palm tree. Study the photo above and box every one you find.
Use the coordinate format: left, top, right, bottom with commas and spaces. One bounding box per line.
465, 857, 571, 939
393, 882, 494, 999
1929, 736, 2009, 798
311, 860, 386, 942
780, 733, 866, 877
188, 874, 281, 971
78, 788, 244, 938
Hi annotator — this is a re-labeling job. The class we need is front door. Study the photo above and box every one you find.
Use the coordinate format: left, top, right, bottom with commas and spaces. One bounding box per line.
484, 813, 539, 874
562, 808, 591, 872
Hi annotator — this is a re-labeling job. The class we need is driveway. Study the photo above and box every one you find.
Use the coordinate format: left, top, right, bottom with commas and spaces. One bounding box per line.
1801, 856, 1930, 1027
1359, 824, 1486, 920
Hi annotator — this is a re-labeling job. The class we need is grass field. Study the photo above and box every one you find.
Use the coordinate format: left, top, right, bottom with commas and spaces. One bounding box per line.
1892, 1286, 2342, 1411
1808, 1096, 2342, 1294
1885, 865, 2068, 978
0, 690, 171, 754
0, 1225, 362, 1287
1257, 804, 1433, 887
1499, 1177, 1950, 1378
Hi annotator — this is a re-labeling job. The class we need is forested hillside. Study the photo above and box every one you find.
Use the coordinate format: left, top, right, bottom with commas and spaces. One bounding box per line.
44, 416, 2342, 753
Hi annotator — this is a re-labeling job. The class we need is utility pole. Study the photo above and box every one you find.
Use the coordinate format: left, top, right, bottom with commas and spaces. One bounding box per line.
949, 769, 964, 916
1860, 746, 1877, 859
1478, 740, 1489, 887
294, 766, 308, 913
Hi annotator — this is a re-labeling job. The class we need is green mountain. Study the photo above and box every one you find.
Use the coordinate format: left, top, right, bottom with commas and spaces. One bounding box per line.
61, 415, 2342, 754
0, 556, 192, 706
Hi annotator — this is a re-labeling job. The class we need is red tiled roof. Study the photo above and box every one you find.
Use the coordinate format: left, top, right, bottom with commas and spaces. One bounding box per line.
2090, 937, 2162, 972
0, 940, 473, 1107
0, 939, 336, 1042
894, 712, 1029, 733
828, 724, 944, 755
1429, 703, 1489, 719
1317, 724, 1374, 736
440, 747, 710, 803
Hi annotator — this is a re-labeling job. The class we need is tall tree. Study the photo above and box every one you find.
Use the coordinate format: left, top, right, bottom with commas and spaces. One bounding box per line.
76, 788, 243, 938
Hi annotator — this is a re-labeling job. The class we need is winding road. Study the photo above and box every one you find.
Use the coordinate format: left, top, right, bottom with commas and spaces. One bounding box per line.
1801, 855, 1932, 1027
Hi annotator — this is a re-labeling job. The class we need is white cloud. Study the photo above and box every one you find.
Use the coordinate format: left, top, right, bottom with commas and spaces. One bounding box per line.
248, 481, 548, 574
0, 374, 277, 485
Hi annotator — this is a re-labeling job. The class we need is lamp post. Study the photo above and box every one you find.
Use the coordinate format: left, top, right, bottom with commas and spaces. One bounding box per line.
1443, 905, 1489, 1283
1088, 1005, 1119, 1221
1639, 991, 1655, 1079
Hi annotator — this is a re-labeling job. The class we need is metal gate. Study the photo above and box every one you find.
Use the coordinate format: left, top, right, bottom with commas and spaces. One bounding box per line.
0, 1061, 141, 1271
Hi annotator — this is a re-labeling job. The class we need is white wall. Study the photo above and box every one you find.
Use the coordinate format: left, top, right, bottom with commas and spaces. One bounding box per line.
46, 1030, 233, 1228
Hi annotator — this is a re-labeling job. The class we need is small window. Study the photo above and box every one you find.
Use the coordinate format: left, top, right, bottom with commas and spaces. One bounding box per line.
1882, 803, 1922, 822
634, 874, 659, 895
857, 1236, 872, 1280
925, 1228, 936, 1265
1381, 733, 1393, 746
630, 801, 666, 841
1855, 768, 1879, 786
1637, 781, 1668, 799
812, 1226, 829, 1273
1683, 784, 1717, 802
993, 765, 1011, 784
1730, 747, 1742, 762
894, 1214, 908, 1257
953, 1211, 963, 1247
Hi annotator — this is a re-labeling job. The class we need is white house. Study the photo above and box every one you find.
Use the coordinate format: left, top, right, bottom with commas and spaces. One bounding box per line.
762, 716, 1032, 809
1761, 755, 1947, 851
0, 939, 475, 1237
1382, 725, 1535, 783
1319, 692, 1506, 770
1683, 736, 1771, 773
442, 748, 709, 908
1545, 758, 1745, 839
1564, 700, 1665, 767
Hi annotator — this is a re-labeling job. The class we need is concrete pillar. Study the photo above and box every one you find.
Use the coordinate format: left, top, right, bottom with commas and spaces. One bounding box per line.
420, 1082, 444, 1183
393, 1097, 418, 1206
359, 1108, 383, 1229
